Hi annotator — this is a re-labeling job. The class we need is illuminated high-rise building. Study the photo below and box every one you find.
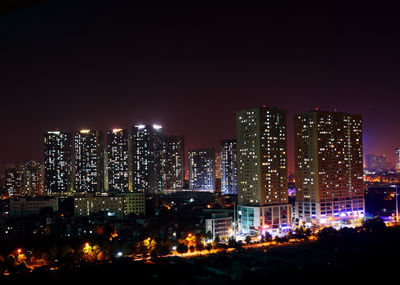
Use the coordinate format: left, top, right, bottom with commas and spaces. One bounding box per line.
163, 135, 184, 190
395, 148, 400, 172
188, 149, 215, 191
106, 129, 130, 193
131, 124, 164, 194
220, 139, 237, 195
44, 131, 73, 194
294, 110, 364, 224
236, 106, 288, 206
236, 106, 291, 233
215, 152, 222, 179
73, 130, 104, 193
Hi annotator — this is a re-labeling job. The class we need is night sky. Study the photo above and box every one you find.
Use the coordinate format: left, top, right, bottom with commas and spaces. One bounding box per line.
1, 0, 400, 174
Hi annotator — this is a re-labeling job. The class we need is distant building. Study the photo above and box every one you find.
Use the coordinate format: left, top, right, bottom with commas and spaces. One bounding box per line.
44, 131, 73, 194
5, 161, 45, 197
220, 139, 237, 195
396, 148, 400, 172
163, 135, 184, 190
215, 152, 222, 179
188, 149, 215, 191
73, 192, 145, 217
106, 129, 130, 193
9, 196, 58, 217
132, 124, 164, 194
205, 212, 233, 241
294, 110, 364, 225
365, 154, 386, 171
73, 130, 104, 193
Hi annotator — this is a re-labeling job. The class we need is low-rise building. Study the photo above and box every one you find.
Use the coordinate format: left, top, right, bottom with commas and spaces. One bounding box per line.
205, 212, 233, 241
74, 192, 145, 217
9, 196, 58, 217
238, 204, 292, 236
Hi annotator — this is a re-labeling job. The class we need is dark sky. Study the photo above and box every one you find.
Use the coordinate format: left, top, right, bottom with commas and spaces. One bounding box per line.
1, 0, 400, 173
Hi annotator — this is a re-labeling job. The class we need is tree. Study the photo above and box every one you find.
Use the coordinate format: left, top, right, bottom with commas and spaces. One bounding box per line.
195, 233, 205, 251
228, 237, 237, 248
362, 217, 386, 233
317, 227, 338, 240
177, 243, 188, 254
214, 235, 221, 247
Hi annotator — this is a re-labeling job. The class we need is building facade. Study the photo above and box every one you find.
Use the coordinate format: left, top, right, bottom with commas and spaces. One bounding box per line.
5, 161, 45, 197
131, 124, 164, 194
238, 204, 292, 236
106, 129, 130, 193
221, 139, 237, 195
74, 192, 145, 217
163, 135, 184, 190
9, 196, 59, 217
44, 131, 73, 194
396, 148, 400, 172
205, 212, 233, 241
236, 106, 288, 206
236, 106, 289, 235
73, 130, 104, 193
294, 110, 364, 225
188, 149, 215, 191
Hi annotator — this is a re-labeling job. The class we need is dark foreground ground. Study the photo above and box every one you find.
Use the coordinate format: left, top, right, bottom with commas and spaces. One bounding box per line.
1, 226, 399, 284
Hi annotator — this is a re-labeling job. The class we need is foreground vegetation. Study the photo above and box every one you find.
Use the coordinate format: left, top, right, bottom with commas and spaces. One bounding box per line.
0, 217, 395, 284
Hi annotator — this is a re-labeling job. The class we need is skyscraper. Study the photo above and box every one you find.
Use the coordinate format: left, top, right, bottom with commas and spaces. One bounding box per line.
220, 139, 237, 195
236, 106, 288, 206
163, 135, 184, 190
236, 106, 291, 233
73, 130, 104, 193
294, 110, 364, 225
131, 124, 164, 194
188, 149, 215, 191
106, 129, 130, 193
44, 131, 73, 194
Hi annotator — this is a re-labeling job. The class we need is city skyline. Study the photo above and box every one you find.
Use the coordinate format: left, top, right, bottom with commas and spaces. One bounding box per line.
2, 1, 400, 173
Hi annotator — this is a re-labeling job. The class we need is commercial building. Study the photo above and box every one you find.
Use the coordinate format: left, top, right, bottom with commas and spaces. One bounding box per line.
9, 196, 59, 217
73, 192, 145, 217
238, 204, 292, 235
163, 135, 184, 190
44, 131, 73, 194
221, 139, 237, 195
294, 110, 364, 225
131, 124, 164, 194
73, 129, 104, 193
106, 128, 130, 193
188, 149, 215, 191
